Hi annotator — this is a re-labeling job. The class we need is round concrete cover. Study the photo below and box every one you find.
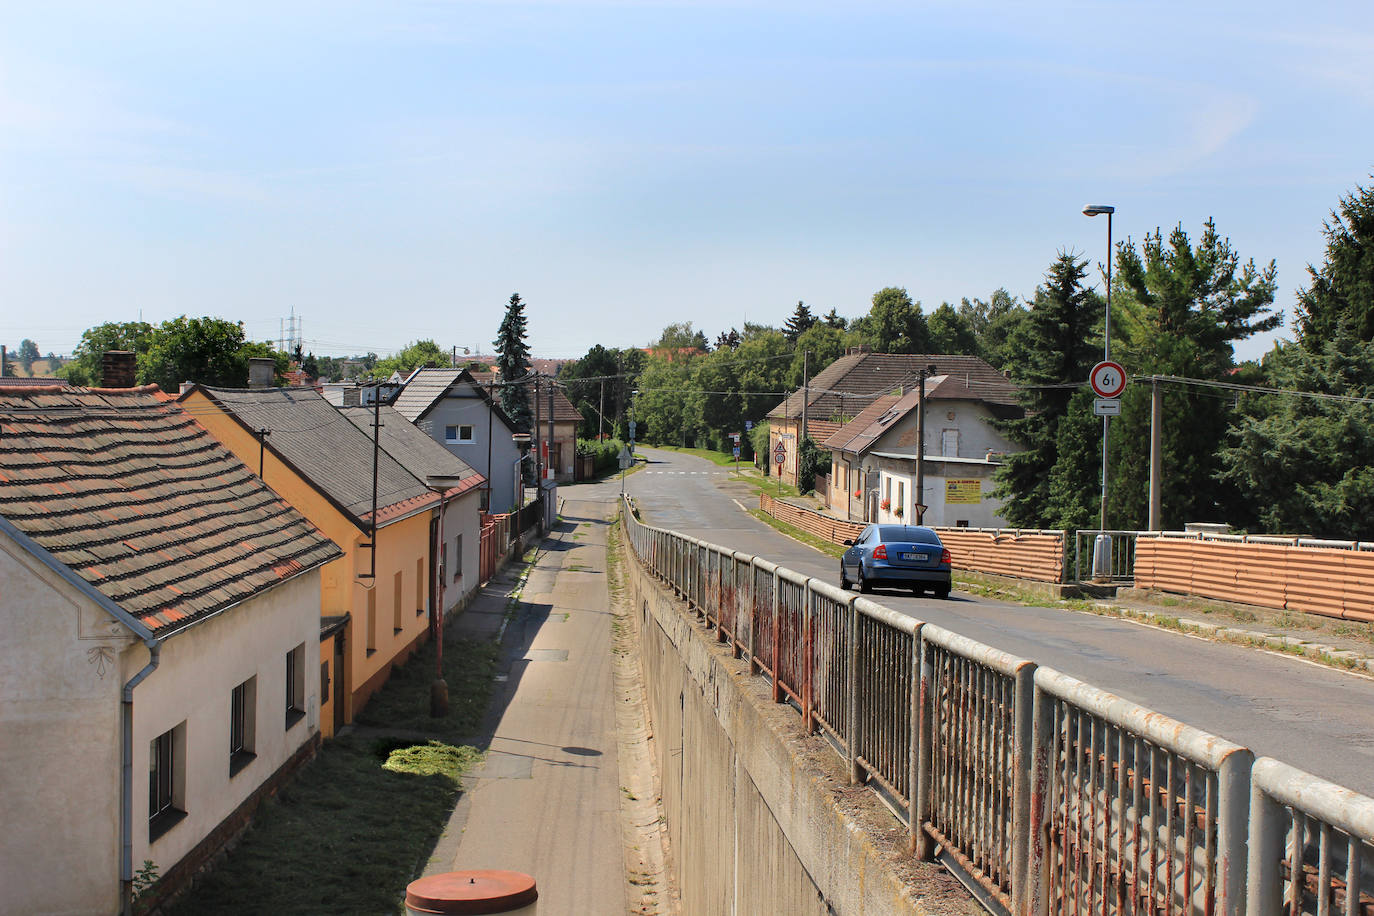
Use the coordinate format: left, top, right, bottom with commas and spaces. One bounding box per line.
405, 870, 538, 914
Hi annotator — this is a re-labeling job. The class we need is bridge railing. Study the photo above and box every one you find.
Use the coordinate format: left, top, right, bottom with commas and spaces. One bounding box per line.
620, 499, 1374, 916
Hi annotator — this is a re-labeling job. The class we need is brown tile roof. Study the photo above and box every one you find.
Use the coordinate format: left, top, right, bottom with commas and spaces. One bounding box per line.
392, 368, 517, 431
822, 394, 903, 452
0, 376, 68, 387
769, 352, 1019, 433
822, 370, 1023, 455
0, 386, 341, 635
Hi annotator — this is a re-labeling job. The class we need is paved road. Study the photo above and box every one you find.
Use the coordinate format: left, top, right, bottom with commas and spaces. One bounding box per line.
622, 447, 1374, 797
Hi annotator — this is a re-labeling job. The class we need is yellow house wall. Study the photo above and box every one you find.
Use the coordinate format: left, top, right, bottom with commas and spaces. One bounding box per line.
347, 509, 432, 717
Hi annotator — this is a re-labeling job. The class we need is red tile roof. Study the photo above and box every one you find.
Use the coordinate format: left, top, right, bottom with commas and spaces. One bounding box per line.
0, 386, 342, 634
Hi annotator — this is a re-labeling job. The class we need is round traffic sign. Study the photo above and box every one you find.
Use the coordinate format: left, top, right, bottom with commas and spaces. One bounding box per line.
1089, 361, 1127, 399
773, 443, 786, 465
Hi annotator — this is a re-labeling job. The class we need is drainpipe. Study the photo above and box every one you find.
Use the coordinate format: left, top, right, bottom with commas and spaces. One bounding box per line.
121, 644, 161, 915
0, 516, 161, 916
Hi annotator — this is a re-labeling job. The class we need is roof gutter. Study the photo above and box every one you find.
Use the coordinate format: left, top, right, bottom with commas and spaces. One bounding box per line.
0, 516, 161, 916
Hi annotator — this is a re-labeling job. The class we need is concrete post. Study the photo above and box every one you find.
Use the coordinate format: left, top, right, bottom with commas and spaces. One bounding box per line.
802, 585, 815, 735
1244, 778, 1284, 916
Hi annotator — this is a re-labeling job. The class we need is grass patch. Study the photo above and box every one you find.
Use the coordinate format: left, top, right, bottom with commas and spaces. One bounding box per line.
169, 627, 503, 915
167, 734, 477, 916
354, 636, 499, 743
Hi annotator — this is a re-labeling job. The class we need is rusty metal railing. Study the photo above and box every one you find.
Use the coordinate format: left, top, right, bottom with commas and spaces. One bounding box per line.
1028, 669, 1252, 916
1247, 758, 1374, 916
619, 498, 1374, 916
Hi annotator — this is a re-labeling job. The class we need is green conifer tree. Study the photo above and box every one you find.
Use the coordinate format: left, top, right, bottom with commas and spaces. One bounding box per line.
494, 293, 533, 430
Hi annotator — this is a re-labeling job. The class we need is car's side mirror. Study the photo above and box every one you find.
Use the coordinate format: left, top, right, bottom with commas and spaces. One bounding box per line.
842, 539, 853, 546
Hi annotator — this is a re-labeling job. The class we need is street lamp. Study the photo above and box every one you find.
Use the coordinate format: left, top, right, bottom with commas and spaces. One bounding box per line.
1083, 204, 1114, 533
425, 474, 466, 717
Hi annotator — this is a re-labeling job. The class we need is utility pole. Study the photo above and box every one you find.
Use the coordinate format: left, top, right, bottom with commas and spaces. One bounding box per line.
1148, 378, 1163, 529
598, 380, 605, 441
801, 349, 809, 450
547, 380, 555, 481
533, 376, 542, 486
915, 364, 935, 525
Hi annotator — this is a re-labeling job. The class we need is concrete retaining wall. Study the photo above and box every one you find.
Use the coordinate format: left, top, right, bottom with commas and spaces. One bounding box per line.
627, 543, 973, 916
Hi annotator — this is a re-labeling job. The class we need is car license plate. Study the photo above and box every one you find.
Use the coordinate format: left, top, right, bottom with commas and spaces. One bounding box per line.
902, 552, 928, 562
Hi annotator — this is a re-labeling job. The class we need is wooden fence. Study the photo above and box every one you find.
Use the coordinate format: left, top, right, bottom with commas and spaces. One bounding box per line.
1135, 534, 1374, 622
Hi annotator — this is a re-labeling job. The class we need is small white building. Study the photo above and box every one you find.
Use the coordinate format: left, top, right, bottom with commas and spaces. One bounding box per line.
0, 386, 340, 915
824, 372, 1023, 528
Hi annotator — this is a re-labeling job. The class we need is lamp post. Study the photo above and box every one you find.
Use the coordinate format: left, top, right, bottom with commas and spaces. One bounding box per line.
425, 474, 466, 717
1083, 204, 1115, 533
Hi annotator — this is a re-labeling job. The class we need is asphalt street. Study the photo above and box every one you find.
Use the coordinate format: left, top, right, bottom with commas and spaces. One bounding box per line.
620, 446, 1374, 797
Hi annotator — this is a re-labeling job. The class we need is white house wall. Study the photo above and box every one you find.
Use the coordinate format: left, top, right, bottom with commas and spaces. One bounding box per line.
0, 532, 124, 915
124, 569, 323, 889
416, 382, 521, 514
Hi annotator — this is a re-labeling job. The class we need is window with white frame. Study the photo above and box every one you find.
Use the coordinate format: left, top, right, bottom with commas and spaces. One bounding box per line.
230, 676, 257, 776
445, 424, 476, 444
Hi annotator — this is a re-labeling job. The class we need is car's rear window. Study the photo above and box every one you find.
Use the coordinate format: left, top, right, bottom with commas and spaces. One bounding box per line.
878, 526, 940, 544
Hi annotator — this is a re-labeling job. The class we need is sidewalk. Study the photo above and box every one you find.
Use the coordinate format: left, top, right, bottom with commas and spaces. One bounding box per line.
422, 495, 627, 915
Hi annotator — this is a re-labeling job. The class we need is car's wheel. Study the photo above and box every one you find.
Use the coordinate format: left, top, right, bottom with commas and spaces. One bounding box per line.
935, 585, 951, 599
910, 583, 923, 595
839, 563, 851, 591
858, 565, 872, 594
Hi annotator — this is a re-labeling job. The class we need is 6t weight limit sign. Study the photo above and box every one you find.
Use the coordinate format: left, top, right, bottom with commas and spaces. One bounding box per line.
1089, 361, 1127, 399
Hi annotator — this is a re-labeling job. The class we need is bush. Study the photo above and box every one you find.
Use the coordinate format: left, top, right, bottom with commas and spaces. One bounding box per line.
578, 437, 628, 474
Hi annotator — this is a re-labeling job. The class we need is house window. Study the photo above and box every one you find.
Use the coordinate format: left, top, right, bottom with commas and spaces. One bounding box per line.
897, 481, 905, 515
445, 425, 475, 444
230, 677, 257, 776
453, 534, 462, 582
320, 660, 331, 706
149, 723, 186, 841
393, 571, 403, 634
417, 558, 426, 615
366, 590, 377, 656
285, 643, 305, 730
942, 429, 960, 457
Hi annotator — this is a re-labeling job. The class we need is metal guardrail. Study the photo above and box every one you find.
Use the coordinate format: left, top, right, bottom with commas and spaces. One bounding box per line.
620, 498, 1374, 915
1074, 529, 1139, 583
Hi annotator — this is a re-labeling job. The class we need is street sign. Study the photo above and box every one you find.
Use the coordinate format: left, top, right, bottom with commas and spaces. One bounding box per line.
628, 420, 636, 438
1090, 361, 1127, 399
745, 420, 753, 430
618, 447, 633, 469
733, 446, 741, 459
1093, 398, 1122, 417
773, 442, 786, 465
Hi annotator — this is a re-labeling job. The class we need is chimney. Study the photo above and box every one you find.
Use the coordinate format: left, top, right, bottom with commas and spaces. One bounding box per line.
0, 345, 6, 376
102, 351, 137, 388
248, 358, 276, 389
180, 381, 196, 396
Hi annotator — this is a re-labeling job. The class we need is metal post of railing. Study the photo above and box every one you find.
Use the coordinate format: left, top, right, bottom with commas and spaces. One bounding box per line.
1218, 747, 1254, 916
771, 568, 782, 703
914, 627, 934, 858
1010, 661, 1035, 916
747, 557, 758, 672
907, 621, 925, 854
1026, 680, 1055, 916
802, 583, 814, 735
847, 599, 862, 785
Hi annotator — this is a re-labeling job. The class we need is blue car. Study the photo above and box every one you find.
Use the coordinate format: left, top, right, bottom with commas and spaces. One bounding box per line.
840, 524, 952, 598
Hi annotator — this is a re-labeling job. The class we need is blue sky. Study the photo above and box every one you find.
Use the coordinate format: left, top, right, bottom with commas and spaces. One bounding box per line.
2, 1, 1372, 363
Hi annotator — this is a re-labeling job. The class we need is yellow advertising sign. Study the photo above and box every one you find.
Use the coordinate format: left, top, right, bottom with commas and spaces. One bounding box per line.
945, 478, 982, 504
